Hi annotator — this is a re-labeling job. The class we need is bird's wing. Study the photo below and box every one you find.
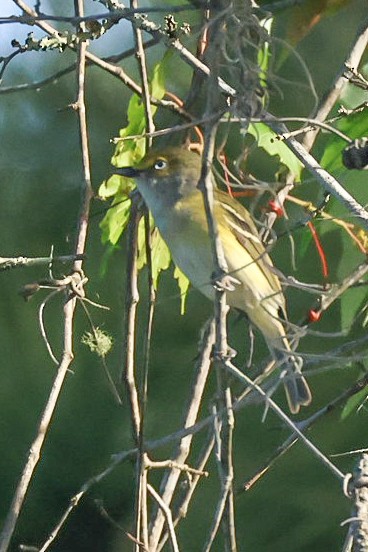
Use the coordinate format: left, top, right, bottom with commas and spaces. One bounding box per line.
214, 189, 285, 302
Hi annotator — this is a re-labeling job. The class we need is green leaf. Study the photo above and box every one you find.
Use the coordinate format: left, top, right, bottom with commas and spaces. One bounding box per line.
134, 222, 172, 289
297, 225, 313, 259
111, 94, 146, 168
99, 194, 131, 245
111, 54, 169, 169
341, 386, 368, 419
174, 266, 190, 315
99, 174, 135, 200
99, 242, 120, 279
101, 55, 170, 247
150, 51, 171, 101
340, 285, 368, 332
151, 230, 171, 289
320, 109, 368, 173
99, 56, 192, 314
136, 215, 148, 271
248, 123, 303, 180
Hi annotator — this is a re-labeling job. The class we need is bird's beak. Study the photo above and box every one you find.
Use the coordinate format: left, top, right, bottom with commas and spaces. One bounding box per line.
113, 166, 140, 178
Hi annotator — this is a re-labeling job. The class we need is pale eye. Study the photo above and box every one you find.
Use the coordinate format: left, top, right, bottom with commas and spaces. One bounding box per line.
154, 158, 167, 170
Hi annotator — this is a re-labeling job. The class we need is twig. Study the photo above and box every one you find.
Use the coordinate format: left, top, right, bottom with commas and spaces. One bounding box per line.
145, 458, 209, 477
73, 0, 93, 269
302, 17, 368, 151
266, 115, 368, 231
242, 373, 368, 491
315, 260, 368, 318
39, 290, 63, 365
157, 432, 216, 551
285, 195, 368, 254
158, 433, 216, 551
202, 403, 230, 552
1, 4, 195, 25
222, 358, 345, 482
203, 386, 236, 552
0, 298, 77, 552
148, 318, 215, 550
344, 453, 368, 552
129, 4, 155, 545
0, 2, 94, 547
147, 485, 180, 552
197, 5, 238, 550
123, 193, 143, 443
0, 254, 83, 270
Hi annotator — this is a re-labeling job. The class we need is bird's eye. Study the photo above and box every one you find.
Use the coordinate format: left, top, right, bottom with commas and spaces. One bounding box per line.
154, 158, 167, 170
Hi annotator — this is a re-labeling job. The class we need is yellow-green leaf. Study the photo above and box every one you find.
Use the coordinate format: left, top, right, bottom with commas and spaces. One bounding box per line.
99, 195, 131, 245
174, 265, 190, 315
151, 230, 171, 289
248, 122, 303, 180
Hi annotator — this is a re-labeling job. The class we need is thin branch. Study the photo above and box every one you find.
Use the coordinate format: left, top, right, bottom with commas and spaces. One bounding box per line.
157, 433, 216, 551
222, 358, 346, 483
0, 253, 83, 270
302, 16, 368, 151
129, 3, 156, 544
315, 260, 368, 318
345, 453, 368, 552
148, 318, 215, 550
1, 4, 195, 25
147, 484, 180, 552
39, 290, 63, 365
242, 373, 368, 492
0, 296, 77, 552
202, 404, 231, 552
0, 2, 95, 545
73, 0, 93, 270
266, 115, 368, 231
123, 193, 142, 443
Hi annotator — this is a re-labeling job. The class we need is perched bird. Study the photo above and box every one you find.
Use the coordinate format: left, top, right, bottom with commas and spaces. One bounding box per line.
114, 146, 311, 413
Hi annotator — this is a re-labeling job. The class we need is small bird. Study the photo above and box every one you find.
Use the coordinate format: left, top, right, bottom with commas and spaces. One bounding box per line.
114, 146, 311, 413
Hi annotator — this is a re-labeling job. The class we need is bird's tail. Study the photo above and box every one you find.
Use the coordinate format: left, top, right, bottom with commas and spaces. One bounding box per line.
267, 335, 312, 414
281, 357, 312, 414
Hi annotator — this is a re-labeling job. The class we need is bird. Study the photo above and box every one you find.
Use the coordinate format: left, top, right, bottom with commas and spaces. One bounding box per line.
114, 146, 311, 413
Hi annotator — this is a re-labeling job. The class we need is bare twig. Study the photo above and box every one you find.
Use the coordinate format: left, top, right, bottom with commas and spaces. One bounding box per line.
73, 0, 93, 268
148, 318, 215, 550
0, 2, 95, 547
266, 115, 368, 231
222, 358, 345, 482
129, 3, 156, 544
203, 387, 236, 552
315, 260, 368, 318
302, 17, 368, 151
0, 253, 83, 270
147, 484, 180, 552
196, 5, 238, 550
243, 373, 368, 492
39, 289, 63, 365
123, 193, 143, 442
1, 4, 195, 25
0, 296, 77, 552
345, 453, 368, 552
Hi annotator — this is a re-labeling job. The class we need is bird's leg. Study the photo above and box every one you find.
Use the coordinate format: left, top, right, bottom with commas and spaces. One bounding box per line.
211, 269, 240, 292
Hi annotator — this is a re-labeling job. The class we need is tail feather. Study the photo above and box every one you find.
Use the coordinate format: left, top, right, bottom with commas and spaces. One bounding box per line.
284, 372, 312, 414
268, 336, 312, 414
